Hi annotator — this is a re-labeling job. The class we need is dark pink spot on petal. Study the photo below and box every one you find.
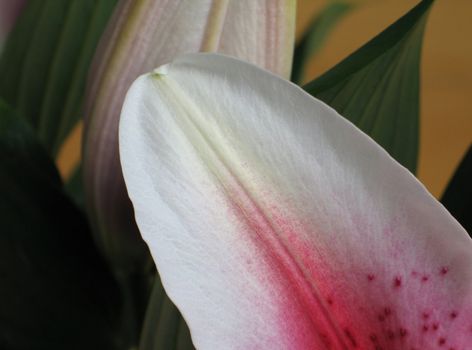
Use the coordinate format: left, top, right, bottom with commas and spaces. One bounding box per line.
432, 323, 439, 331
399, 328, 408, 337
438, 337, 446, 346
367, 274, 375, 281
369, 334, 378, 343
343, 328, 357, 348
320, 333, 331, 348
449, 311, 457, 319
440, 266, 449, 275
421, 275, 429, 282
393, 276, 402, 288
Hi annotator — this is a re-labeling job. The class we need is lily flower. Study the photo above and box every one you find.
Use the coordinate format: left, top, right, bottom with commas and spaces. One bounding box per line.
119, 53, 472, 349
83, 0, 295, 269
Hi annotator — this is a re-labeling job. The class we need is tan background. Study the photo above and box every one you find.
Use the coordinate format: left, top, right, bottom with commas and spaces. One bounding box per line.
57, 0, 472, 198
295, 0, 472, 197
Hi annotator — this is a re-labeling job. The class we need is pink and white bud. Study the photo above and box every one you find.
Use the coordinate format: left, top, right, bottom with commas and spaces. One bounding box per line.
83, 0, 296, 269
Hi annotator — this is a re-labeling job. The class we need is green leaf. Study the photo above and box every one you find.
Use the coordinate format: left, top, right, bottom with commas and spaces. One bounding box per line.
0, 100, 122, 349
304, 0, 435, 173
65, 163, 85, 209
0, 0, 117, 156
0, 0, 43, 105
291, 1, 353, 84
441, 145, 472, 236
140, 276, 194, 350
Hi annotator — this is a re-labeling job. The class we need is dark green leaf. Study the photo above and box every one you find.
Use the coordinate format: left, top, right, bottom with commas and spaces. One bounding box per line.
0, 100, 122, 350
291, 1, 353, 84
176, 317, 194, 350
140, 276, 194, 350
0, 0, 117, 156
65, 163, 85, 209
441, 145, 472, 236
0, 0, 44, 105
304, 0, 435, 173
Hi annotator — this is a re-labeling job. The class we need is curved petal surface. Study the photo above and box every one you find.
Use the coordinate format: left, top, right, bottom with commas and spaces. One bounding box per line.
83, 0, 295, 268
120, 53, 472, 350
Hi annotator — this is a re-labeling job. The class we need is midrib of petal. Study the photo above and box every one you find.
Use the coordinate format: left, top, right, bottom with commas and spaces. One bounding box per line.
264, 0, 295, 79
153, 72, 351, 349
199, 0, 229, 51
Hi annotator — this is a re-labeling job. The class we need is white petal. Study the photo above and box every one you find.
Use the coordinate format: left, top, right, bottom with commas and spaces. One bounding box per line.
83, 0, 295, 265
120, 53, 472, 350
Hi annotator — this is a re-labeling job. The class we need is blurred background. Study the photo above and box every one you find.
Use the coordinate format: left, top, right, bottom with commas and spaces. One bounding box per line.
296, 0, 472, 197
57, 0, 472, 198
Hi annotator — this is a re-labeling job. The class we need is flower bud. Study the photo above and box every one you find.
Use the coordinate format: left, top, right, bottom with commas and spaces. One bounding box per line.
83, 0, 295, 271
